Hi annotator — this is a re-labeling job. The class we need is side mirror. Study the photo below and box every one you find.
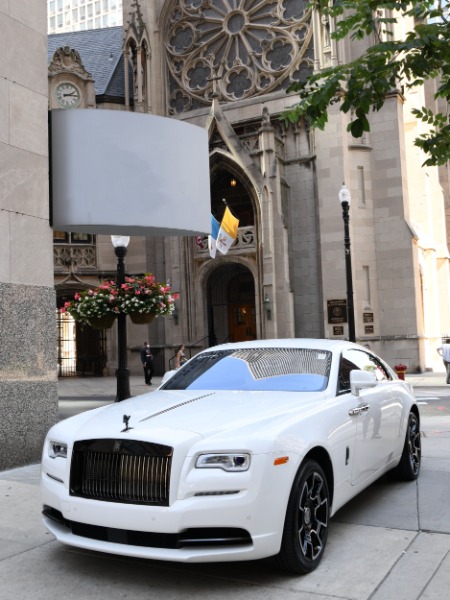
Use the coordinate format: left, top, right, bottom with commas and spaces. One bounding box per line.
160, 369, 177, 386
350, 369, 377, 397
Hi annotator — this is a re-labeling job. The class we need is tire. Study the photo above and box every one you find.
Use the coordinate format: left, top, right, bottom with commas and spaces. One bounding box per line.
276, 459, 330, 574
392, 411, 421, 480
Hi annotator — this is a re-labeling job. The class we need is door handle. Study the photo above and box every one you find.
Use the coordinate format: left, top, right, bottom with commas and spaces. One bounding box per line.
349, 403, 370, 416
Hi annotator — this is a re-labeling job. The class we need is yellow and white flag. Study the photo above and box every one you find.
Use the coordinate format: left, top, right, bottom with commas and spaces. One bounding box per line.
216, 207, 239, 255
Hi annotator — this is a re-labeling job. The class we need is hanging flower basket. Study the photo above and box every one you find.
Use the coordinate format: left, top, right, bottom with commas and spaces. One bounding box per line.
59, 274, 178, 328
119, 274, 178, 319
60, 285, 119, 329
88, 314, 116, 330
129, 312, 156, 325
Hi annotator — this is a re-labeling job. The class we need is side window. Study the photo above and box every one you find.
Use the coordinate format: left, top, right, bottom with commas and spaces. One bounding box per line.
338, 353, 359, 393
369, 356, 390, 382
338, 349, 390, 393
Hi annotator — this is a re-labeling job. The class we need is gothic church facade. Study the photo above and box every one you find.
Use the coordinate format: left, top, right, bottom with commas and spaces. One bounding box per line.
50, 0, 450, 375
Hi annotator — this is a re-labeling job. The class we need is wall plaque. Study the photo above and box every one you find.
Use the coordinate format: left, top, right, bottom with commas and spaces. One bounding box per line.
363, 313, 374, 323
327, 299, 347, 324
333, 326, 344, 336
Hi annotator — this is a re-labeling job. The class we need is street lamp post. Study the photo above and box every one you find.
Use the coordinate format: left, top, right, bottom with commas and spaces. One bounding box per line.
111, 235, 131, 401
339, 184, 356, 343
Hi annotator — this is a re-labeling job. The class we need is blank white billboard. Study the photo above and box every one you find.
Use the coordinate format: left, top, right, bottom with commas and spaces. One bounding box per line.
50, 109, 211, 236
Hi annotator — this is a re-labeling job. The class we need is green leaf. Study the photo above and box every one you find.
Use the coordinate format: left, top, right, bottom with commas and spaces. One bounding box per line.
283, 0, 450, 166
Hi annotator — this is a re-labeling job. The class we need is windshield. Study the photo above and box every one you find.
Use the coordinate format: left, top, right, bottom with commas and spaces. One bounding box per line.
162, 348, 332, 392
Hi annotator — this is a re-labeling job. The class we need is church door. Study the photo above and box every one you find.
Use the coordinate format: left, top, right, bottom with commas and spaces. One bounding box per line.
228, 303, 256, 342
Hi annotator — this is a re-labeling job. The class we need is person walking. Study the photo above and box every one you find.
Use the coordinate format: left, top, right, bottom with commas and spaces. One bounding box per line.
141, 341, 154, 385
175, 344, 187, 369
437, 338, 450, 384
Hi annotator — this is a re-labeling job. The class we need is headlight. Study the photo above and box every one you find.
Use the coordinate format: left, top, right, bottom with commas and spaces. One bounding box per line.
48, 441, 68, 459
196, 453, 250, 472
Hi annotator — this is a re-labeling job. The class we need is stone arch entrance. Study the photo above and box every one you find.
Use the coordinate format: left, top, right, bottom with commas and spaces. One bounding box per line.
207, 263, 256, 346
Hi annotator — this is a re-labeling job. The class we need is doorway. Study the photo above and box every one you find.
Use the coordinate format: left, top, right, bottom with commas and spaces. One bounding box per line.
207, 263, 256, 345
56, 298, 108, 377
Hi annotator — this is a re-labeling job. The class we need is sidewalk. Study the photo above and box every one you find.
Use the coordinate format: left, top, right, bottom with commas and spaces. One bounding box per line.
57, 373, 164, 399
406, 370, 448, 387
57, 374, 164, 421
1, 373, 450, 600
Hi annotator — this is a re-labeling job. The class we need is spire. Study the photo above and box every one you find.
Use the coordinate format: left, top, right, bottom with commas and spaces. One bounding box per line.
127, 0, 147, 43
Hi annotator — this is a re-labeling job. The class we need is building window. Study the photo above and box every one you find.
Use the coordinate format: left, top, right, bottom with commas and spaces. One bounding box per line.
53, 231, 95, 245
357, 166, 366, 206
165, 0, 312, 113
363, 265, 371, 307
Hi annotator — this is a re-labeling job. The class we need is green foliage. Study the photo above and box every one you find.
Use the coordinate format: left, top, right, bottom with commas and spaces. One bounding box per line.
284, 0, 450, 166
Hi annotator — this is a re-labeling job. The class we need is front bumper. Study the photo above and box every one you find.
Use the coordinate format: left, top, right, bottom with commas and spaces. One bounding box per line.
41, 452, 296, 563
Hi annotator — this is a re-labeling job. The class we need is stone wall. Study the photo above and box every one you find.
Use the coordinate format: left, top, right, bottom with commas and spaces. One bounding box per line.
0, 284, 58, 469
0, 2, 58, 470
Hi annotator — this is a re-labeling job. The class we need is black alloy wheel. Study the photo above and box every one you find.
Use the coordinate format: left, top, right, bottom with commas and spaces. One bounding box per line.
393, 411, 421, 480
276, 459, 330, 574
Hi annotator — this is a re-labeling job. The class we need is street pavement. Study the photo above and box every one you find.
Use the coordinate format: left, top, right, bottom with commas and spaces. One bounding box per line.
0, 372, 450, 600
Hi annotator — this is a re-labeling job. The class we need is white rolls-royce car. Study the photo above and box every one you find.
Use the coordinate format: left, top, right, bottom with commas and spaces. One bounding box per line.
41, 339, 420, 574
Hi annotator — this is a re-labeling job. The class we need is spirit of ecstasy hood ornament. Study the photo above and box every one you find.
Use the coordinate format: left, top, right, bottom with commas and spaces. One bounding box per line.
121, 414, 134, 433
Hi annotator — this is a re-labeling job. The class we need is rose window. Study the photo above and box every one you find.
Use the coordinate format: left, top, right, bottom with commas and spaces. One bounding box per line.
165, 0, 313, 113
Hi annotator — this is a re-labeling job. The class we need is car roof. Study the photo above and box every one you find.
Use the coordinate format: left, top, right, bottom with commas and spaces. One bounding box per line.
202, 339, 357, 353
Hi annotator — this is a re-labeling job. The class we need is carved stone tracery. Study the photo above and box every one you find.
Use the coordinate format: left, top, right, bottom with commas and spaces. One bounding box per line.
54, 246, 97, 271
165, 0, 313, 113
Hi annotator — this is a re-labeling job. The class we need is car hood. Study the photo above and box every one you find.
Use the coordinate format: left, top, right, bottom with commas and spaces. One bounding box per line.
61, 388, 326, 443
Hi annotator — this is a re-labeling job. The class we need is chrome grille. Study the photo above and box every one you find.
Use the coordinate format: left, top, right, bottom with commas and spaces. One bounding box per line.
70, 439, 173, 506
